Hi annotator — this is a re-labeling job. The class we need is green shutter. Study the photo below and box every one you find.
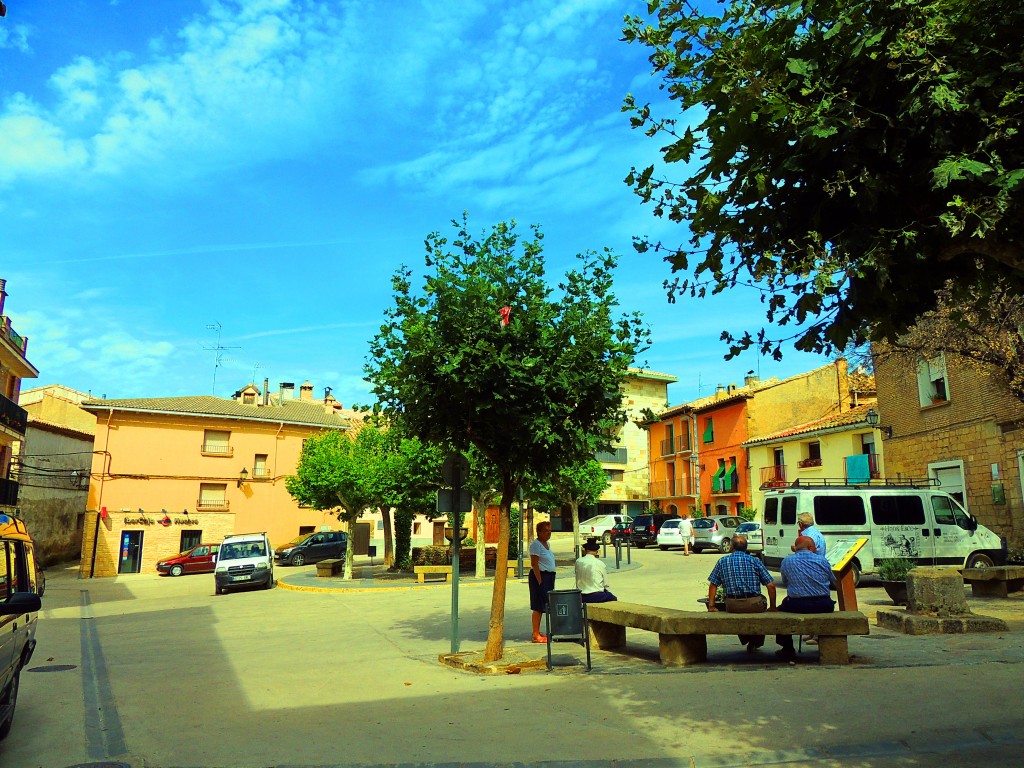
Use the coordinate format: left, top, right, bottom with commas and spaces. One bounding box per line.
711, 465, 725, 492
724, 464, 736, 492
703, 418, 714, 443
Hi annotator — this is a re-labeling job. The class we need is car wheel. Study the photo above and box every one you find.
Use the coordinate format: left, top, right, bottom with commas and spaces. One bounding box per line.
718, 538, 733, 553
291, 553, 305, 567
602, 531, 612, 544
966, 552, 995, 569
215, 585, 224, 595
0, 667, 21, 741
169, 564, 184, 577
635, 543, 646, 549
659, 545, 668, 551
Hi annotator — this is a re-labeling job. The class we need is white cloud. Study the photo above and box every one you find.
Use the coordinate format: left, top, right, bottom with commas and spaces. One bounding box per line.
0, 96, 89, 184
0, 23, 31, 53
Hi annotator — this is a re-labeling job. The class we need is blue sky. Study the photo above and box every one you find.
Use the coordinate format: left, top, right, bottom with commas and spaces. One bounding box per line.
2, 0, 832, 409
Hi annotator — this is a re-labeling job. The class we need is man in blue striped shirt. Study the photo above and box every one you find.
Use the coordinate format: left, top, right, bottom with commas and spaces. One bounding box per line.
776, 536, 835, 659
707, 535, 777, 652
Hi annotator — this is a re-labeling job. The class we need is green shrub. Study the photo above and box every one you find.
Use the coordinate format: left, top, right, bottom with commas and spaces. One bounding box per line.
877, 557, 915, 582
411, 545, 452, 566
1007, 542, 1024, 564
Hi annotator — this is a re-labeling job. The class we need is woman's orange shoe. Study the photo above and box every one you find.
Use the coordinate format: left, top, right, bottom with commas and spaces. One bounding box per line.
532, 635, 547, 643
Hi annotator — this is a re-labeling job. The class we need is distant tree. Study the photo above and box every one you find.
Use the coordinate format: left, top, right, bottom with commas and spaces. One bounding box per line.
873, 281, 1024, 403
533, 457, 609, 555
285, 428, 374, 580
623, 0, 1024, 359
366, 216, 648, 662
390, 433, 446, 569
465, 446, 501, 578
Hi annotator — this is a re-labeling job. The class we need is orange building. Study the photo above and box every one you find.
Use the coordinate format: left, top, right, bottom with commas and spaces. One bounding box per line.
0, 279, 38, 518
79, 381, 356, 577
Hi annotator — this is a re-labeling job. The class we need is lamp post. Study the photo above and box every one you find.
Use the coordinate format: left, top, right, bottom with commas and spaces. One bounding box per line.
237, 467, 249, 488
865, 408, 893, 438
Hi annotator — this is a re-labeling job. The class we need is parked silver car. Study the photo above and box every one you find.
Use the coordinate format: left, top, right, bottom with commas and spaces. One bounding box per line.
735, 521, 764, 557
692, 515, 744, 553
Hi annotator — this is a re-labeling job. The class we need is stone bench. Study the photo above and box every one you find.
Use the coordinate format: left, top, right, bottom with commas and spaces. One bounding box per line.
316, 559, 343, 577
414, 565, 453, 584
586, 601, 869, 666
961, 566, 1024, 598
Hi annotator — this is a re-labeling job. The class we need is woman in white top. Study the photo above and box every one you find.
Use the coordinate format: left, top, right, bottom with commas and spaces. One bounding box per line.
528, 521, 556, 643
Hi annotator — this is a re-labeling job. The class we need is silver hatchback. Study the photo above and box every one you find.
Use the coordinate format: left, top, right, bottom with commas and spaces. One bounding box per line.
692, 515, 744, 553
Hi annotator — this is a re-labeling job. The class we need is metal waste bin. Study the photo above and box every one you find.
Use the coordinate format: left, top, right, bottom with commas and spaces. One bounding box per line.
544, 589, 591, 671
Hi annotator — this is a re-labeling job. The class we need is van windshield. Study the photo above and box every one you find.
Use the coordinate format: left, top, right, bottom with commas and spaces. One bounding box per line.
220, 541, 267, 560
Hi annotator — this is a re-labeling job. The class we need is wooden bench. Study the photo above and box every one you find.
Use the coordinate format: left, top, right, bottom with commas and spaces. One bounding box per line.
961, 566, 1024, 598
316, 559, 343, 577
586, 601, 869, 666
414, 565, 453, 583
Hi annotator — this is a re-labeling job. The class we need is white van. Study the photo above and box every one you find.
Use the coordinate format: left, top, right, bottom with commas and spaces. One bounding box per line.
214, 532, 274, 594
761, 481, 1005, 580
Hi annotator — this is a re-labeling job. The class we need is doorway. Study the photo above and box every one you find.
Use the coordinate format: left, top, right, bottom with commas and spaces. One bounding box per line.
118, 530, 144, 574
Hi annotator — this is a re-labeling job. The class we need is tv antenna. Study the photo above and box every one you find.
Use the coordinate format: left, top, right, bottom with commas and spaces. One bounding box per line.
252, 361, 261, 384
203, 322, 241, 396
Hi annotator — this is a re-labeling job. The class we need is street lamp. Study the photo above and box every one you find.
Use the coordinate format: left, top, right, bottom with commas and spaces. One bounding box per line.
237, 467, 249, 487
865, 408, 893, 438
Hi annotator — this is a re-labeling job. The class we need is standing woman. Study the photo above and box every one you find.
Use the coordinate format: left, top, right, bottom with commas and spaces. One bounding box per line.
528, 521, 556, 643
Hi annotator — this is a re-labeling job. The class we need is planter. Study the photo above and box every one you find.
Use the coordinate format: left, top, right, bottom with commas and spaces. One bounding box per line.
444, 527, 469, 542
881, 580, 909, 606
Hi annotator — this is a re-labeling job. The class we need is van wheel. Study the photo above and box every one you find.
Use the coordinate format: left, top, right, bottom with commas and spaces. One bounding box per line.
0, 667, 21, 740
169, 564, 184, 577
291, 553, 305, 567
718, 538, 733, 554
966, 553, 995, 569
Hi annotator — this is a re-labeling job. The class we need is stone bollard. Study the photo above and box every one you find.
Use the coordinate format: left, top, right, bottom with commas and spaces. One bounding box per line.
906, 567, 969, 617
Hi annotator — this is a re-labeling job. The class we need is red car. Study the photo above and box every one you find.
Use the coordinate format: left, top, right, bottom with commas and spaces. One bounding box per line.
157, 544, 220, 576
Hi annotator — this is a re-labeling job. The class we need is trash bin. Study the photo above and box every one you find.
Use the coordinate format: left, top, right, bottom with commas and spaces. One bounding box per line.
544, 589, 591, 671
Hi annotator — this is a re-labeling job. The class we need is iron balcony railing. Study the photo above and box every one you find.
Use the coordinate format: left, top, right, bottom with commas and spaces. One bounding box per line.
0, 393, 27, 436
251, 466, 271, 479
196, 498, 229, 511
596, 447, 627, 464
759, 465, 788, 489
0, 315, 28, 356
200, 443, 233, 457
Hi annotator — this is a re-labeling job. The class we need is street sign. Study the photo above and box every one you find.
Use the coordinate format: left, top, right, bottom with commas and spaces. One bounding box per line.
441, 453, 470, 486
436, 488, 473, 514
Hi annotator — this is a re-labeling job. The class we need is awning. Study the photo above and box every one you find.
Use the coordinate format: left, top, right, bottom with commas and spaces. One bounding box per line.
711, 464, 726, 492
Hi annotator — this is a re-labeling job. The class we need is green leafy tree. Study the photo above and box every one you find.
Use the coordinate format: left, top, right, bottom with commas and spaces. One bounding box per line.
534, 457, 609, 555
391, 434, 447, 569
285, 428, 375, 580
623, 0, 1024, 359
465, 446, 501, 578
366, 216, 648, 661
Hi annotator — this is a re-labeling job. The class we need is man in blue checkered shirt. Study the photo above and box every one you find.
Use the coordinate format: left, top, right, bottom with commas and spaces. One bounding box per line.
775, 535, 835, 659
707, 535, 777, 652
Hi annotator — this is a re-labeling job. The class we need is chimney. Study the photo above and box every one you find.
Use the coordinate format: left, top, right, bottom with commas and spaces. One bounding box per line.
715, 384, 725, 395
263, 378, 270, 406
300, 380, 314, 400
727, 383, 737, 394
744, 374, 759, 387
279, 382, 295, 402
0, 278, 6, 315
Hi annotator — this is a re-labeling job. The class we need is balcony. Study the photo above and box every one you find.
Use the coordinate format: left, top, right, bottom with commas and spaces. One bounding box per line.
649, 479, 693, 499
0, 393, 27, 437
844, 452, 881, 482
251, 466, 271, 480
759, 465, 788, 489
711, 467, 739, 494
196, 498, 229, 511
200, 443, 234, 457
596, 447, 627, 464
0, 477, 18, 506
0, 315, 29, 357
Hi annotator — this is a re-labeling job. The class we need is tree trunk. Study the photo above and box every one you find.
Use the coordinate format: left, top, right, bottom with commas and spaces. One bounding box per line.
474, 500, 487, 578
343, 512, 357, 580
570, 500, 581, 559
526, 503, 534, 545
380, 505, 395, 568
483, 482, 514, 662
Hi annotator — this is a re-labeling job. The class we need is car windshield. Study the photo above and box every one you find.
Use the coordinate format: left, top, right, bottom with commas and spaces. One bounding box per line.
737, 523, 759, 532
286, 534, 311, 545
661, 521, 680, 529
220, 541, 266, 560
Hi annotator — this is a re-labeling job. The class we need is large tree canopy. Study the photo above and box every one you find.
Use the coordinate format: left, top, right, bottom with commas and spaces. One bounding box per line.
623, 0, 1024, 358
366, 216, 648, 661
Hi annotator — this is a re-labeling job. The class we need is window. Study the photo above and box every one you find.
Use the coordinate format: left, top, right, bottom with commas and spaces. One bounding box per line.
781, 495, 797, 525
813, 495, 866, 526
764, 497, 778, 525
243, 392, 256, 405
605, 469, 624, 482
702, 417, 714, 443
298, 526, 315, 536
712, 458, 726, 492
870, 495, 925, 526
197, 483, 228, 510
917, 355, 949, 406
253, 454, 269, 478
666, 462, 676, 496
0, 541, 9, 600
932, 495, 972, 529
202, 430, 232, 456
929, 461, 966, 508
662, 423, 675, 456
799, 441, 822, 468
180, 530, 203, 551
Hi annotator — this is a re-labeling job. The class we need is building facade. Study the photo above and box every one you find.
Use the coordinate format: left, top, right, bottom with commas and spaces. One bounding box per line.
79, 381, 356, 577
873, 350, 1024, 541
0, 280, 38, 520
16, 385, 95, 564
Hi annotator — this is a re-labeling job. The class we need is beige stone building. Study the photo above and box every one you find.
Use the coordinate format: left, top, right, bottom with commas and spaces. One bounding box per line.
0, 279, 38, 520
16, 385, 95, 564
873, 350, 1023, 541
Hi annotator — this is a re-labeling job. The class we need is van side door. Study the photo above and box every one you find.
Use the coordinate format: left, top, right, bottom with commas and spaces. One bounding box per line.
0, 542, 16, 693
930, 495, 974, 565
870, 494, 932, 565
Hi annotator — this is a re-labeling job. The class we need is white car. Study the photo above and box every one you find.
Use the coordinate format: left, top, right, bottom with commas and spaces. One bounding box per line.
579, 514, 632, 544
657, 518, 689, 550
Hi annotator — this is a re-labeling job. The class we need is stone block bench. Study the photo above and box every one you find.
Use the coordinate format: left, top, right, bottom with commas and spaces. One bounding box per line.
316, 559, 344, 577
414, 565, 453, 584
586, 601, 869, 666
961, 566, 1024, 598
